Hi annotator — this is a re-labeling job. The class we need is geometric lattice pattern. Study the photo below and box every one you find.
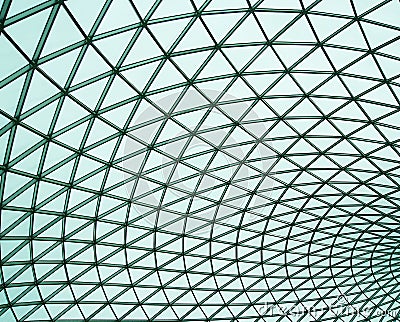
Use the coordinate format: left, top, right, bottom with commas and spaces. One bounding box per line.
1, 0, 400, 321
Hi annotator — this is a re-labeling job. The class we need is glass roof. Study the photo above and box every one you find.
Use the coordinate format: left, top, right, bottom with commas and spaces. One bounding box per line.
0, 0, 400, 321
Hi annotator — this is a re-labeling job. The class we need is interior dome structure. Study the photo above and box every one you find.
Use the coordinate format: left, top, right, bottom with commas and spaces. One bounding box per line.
0, 0, 400, 321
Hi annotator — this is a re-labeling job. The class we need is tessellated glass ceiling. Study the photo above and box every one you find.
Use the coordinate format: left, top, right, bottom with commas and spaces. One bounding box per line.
0, 0, 400, 321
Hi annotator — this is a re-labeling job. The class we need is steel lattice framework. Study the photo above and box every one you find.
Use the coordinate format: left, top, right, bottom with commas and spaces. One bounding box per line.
0, 0, 400, 321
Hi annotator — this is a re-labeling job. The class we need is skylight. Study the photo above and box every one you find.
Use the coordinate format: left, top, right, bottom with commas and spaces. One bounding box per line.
0, 0, 399, 321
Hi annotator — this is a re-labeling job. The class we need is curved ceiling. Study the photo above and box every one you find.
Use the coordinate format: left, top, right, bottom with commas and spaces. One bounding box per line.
0, 0, 400, 321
